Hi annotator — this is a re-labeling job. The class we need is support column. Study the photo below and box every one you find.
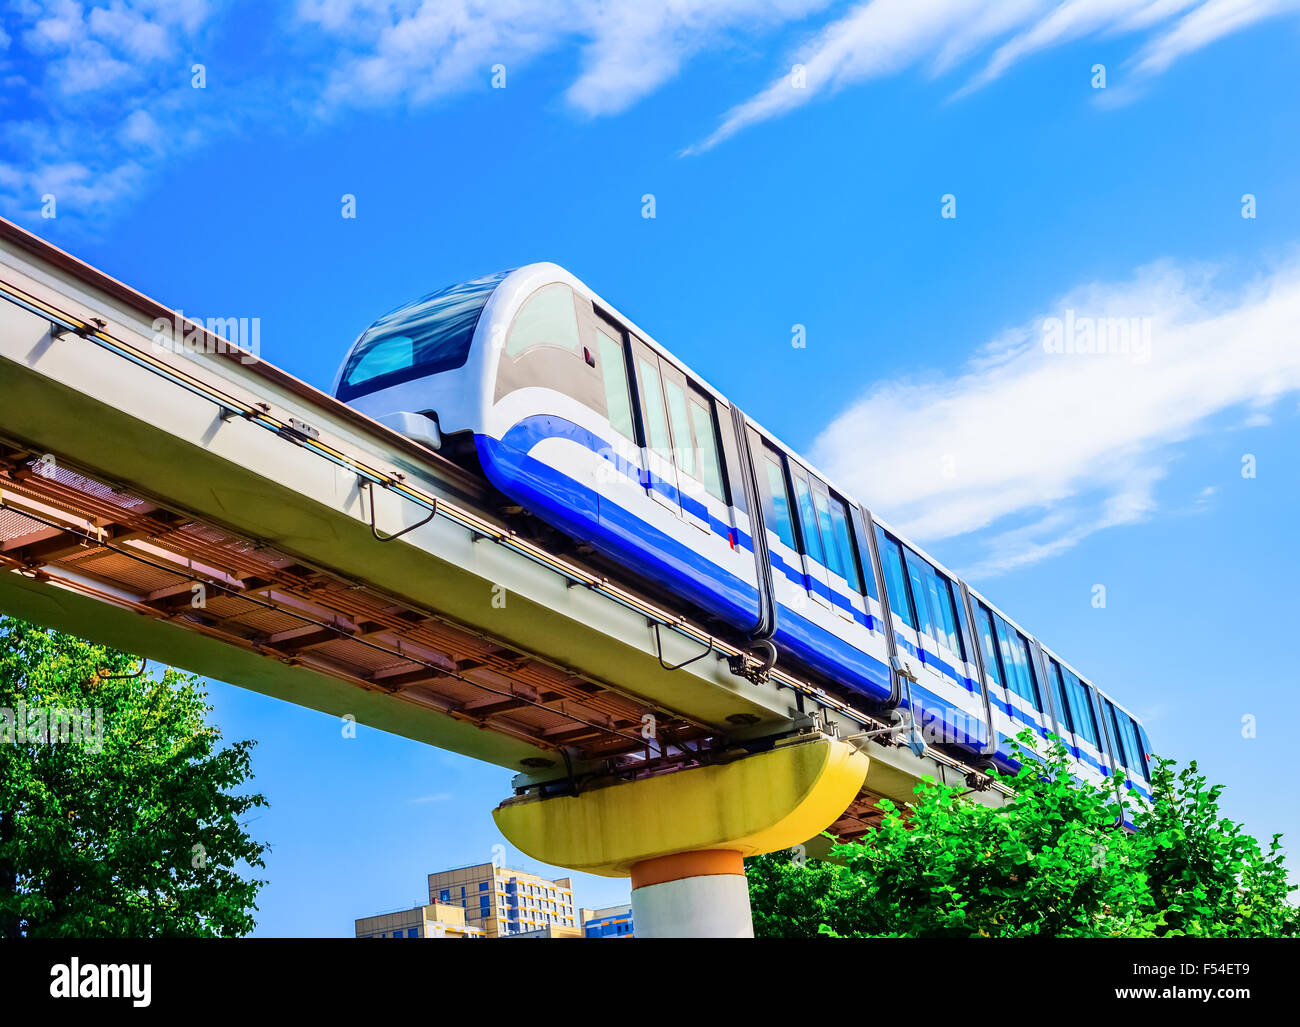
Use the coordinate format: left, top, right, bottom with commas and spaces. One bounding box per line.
493, 736, 868, 938
630, 849, 753, 938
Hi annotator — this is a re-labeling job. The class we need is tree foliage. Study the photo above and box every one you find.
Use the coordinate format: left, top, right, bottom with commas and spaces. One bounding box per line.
748, 730, 1297, 938
0, 617, 269, 937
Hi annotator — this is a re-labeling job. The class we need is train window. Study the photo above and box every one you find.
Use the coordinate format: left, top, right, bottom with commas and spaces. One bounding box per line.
595, 324, 635, 441
1048, 660, 1075, 735
875, 528, 916, 629
817, 489, 866, 595
1103, 699, 1130, 768
635, 352, 727, 506
687, 391, 726, 502
938, 579, 964, 659
993, 617, 1020, 695
974, 603, 1004, 687
903, 551, 936, 641
344, 334, 411, 390
1135, 721, 1153, 781
1107, 701, 1143, 777
791, 470, 827, 567
759, 446, 797, 550
994, 615, 1041, 710
662, 373, 697, 481
1066, 673, 1101, 748
636, 354, 673, 464
811, 490, 839, 574
952, 583, 975, 661
505, 284, 581, 357
1018, 633, 1042, 710
337, 272, 507, 401
907, 553, 964, 660
1124, 717, 1147, 780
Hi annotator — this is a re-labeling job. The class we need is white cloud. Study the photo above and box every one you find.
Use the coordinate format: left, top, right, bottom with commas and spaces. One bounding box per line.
690, 0, 1002, 153
0, 2, 224, 221
119, 108, 163, 149
809, 258, 1300, 577
409, 792, 452, 804
88, 3, 173, 62
961, 1, 1179, 96
692, 0, 1300, 151
1131, 0, 1298, 75
2, 0, 1295, 221
300, 0, 833, 116
565, 0, 832, 117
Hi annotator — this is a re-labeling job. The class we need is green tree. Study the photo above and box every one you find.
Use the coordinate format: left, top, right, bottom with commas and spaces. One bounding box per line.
748, 730, 1296, 938
747, 848, 852, 939
0, 617, 269, 937
1133, 756, 1298, 938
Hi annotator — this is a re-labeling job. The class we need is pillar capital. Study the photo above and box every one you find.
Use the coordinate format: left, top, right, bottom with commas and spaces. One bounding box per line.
493, 736, 868, 877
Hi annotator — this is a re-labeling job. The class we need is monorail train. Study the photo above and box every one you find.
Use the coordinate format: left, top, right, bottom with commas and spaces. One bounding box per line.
332, 263, 1153, 807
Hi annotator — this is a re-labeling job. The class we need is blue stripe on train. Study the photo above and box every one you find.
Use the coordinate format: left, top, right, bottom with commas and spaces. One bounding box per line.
478, 431, 930, 714
479, 425, 1061, 761
499, 417, 886, 624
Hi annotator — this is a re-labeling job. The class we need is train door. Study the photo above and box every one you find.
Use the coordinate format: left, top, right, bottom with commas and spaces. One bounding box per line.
789, 463, 832, 610
629, 337, 682, 517
911, 551, 969, 685
1062, 669, 1106, 780
874, 527, 922, 670
1080, 680, 1116, 779
812, 482, 865, 625
992, 614, 1047, 743
1042, 654, 1086, 775
873, 527, 944, 738
590, 316, 643, 513
658, 362, 722, 535
1135, 720, 1155, 784
955, 584, 996, 758
754, 439, 802, 609
1103, 695, 1148, 793
917, 561, 982, 747
1042, 655, 1075, 744
971, 599, 1015, 760
900, 547, 950, 699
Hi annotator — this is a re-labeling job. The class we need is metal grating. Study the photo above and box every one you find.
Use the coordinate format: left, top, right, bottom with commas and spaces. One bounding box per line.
0, 441, 718, 776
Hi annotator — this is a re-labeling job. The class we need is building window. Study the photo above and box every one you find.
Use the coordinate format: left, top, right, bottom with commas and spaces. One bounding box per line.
407, 928, 418, 938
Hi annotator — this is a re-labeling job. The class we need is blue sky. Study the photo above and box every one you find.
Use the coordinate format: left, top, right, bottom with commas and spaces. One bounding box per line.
3, 1, 1299, 935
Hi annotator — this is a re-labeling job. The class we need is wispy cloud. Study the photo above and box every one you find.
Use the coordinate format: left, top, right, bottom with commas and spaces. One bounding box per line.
409, 792, 452, 804
1, 0, 829, 221
2, 1, 1295, 221
299, 0, 833, 117
1130, 0, 1299, 76
809, 258, 1300, 578
690, 0, 1300, 152
0, 0, 229, 222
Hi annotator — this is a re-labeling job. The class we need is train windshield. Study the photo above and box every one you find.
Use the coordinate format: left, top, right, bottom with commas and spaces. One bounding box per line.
336, 270, 511, 401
